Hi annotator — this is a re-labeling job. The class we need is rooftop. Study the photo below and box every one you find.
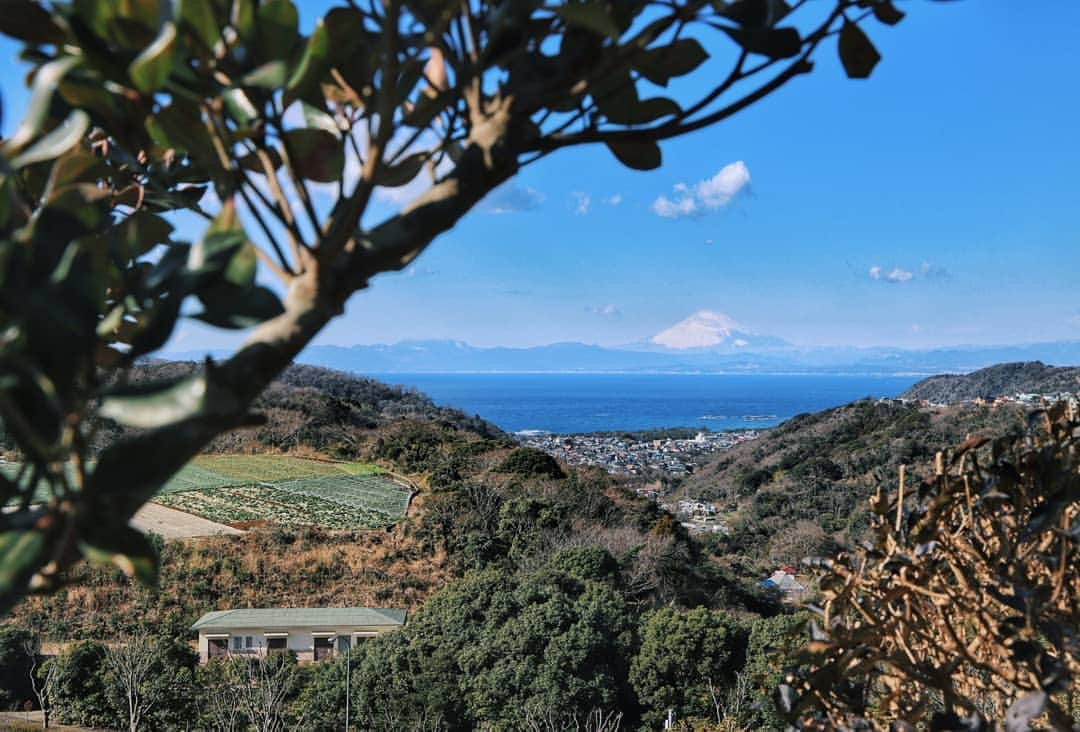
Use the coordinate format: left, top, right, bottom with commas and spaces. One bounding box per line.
192, 607, 407, 630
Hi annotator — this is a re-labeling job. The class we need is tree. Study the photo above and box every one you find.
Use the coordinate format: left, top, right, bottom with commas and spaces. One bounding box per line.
629, 607, 744, 727
47, 640, 120, 729
0, 626, 34, 711
352, 553, 637, 729
232, 652, 304, 732
0, 0, 909, 610
22, 635, 60, 729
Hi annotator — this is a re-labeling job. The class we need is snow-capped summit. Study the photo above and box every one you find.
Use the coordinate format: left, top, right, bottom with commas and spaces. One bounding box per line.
650, 311, 787, 351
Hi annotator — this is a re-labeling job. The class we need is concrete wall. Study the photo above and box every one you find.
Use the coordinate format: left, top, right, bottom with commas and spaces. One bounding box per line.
197, 625, 395, 663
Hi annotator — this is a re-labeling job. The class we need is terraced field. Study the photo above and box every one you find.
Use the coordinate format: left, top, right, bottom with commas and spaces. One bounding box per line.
151, 456, 412, 530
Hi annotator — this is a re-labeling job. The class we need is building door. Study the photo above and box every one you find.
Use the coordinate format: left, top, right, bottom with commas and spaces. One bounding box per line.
314, 637, 333, 660
208, 639, 228, 659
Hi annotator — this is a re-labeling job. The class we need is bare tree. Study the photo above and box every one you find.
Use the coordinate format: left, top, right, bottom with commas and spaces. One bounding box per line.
104, 634, 159, 732
21, 637, 58, 729
524, 704, 623, 732
232, 651, 301, 732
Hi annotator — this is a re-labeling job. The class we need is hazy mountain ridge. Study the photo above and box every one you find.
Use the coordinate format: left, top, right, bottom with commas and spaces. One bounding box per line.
217, 338, 1080, 375
901, 361, 1080, 403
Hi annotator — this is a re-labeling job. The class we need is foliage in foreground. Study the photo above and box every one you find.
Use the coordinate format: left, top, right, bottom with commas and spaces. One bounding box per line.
787, 406, 1080, 730
0, 0, 908, 612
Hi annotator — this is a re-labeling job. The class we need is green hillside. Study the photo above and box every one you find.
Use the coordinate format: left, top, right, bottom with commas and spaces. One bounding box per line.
683, 399, 1028, 563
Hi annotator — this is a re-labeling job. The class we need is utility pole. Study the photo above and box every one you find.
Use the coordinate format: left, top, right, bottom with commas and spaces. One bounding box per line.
344, 643, 350, 732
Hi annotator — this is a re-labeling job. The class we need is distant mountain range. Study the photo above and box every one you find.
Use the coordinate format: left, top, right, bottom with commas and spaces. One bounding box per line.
165, 310, 1080, 376
166, 339, 1080, 376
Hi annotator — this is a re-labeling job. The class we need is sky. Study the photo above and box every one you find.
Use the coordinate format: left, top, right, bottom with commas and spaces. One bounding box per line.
3, 3, 1079, 352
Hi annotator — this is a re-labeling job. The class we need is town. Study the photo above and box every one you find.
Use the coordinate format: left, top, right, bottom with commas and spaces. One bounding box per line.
516, 428, 759, 477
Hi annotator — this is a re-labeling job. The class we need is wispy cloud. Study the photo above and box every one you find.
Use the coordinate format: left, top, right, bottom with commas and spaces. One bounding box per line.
479, 182, 546, 214
605, 194, 623, 206
572, 191, 591, 215
651, 161, 751, 219
588, 304, 622, 318
869, 266, 913, 283
405, 266, 439, 279
869, 262, 950, 284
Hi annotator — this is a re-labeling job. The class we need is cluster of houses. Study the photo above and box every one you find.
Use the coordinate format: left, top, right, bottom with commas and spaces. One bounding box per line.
517, 430, 758, 477
878, 392, 1080, 412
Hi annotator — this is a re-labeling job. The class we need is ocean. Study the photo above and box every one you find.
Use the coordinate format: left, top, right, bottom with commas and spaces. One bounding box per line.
368, 373, 922, 434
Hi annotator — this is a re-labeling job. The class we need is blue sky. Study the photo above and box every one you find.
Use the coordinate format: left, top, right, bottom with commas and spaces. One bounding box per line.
3, 3, 1078, 351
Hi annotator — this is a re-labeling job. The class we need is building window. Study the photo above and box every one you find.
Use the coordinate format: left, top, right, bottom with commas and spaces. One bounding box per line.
245, 636, 254, 650
267, 637, 287, 653
337, 636, 351, 654
314, 636, 334, 661
209, 639, 228, 659
232, 636, 243, 651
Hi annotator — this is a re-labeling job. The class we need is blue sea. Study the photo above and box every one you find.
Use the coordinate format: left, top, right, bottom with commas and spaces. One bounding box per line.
369, 373, 922, 434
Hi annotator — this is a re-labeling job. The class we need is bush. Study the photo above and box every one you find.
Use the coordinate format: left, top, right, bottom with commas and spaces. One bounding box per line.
496, 447, 565, 479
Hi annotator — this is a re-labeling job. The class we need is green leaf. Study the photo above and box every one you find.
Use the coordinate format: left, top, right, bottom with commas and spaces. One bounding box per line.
720, 25, 801, 60
0, 529, 47, 602
555, 2, 620, 39
714, 0, 791, 28
231, 0, 255, 42
632, 38, 709, 87
115, 210, 174, 259
0, 0, 67, 44
126, 295, 182, 359
284, 19, 329, 106
194, 283, 284, 329
282, 128, 343, 182
78, 524, 159, 586
222, 87, 259, 125
872, 1, 904, 26
242, 60, 288, 88
99, 371, 209, 428
376, 152, 427, 188
601, 95, 680, 126
3, 55, 81, 153
129, 20, 179, 93
256, 0, 299, 60
838, 20, 881, 79
10, 110, 90, 169
301, 101, 339, 136
179, 0, 221, 51
605, 138, 661, 170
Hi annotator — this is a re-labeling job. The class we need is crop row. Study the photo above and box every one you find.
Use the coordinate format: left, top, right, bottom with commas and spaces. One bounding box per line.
272, 475, 410, 515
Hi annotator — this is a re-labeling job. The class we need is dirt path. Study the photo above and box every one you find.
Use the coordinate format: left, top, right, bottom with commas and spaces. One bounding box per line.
130, 502, 244, 539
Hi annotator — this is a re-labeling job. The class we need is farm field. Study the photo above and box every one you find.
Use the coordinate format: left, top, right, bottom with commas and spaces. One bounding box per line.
152, 456, 412, 530
2, 455, 411, 531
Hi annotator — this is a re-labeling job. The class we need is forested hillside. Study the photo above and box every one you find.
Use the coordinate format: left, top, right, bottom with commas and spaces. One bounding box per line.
684, 399, 1027, 563
901, 360, 1080, 403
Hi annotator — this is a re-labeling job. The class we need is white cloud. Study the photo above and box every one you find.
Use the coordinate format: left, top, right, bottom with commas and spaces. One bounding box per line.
572, 191, 591, 215
588, 304, 622, 318
479, 182, 546, 214
606, 194, 623, 206
651, 161, 751, 219
869, 266, 914, 283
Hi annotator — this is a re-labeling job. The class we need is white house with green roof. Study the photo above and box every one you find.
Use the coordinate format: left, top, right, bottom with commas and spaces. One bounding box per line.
191, 607, 407, 663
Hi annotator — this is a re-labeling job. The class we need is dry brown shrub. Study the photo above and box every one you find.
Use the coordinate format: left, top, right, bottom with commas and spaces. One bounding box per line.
787, 404, 1080, 731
